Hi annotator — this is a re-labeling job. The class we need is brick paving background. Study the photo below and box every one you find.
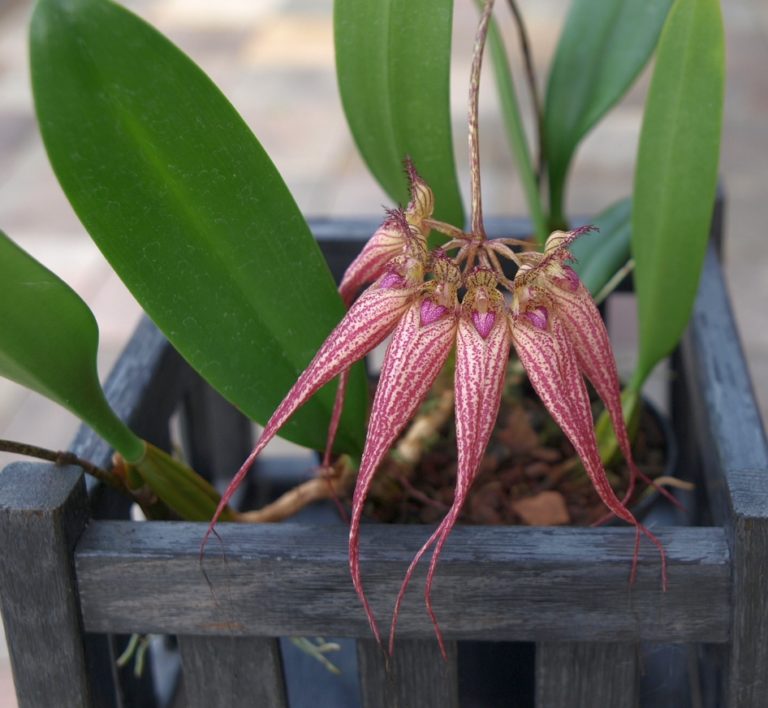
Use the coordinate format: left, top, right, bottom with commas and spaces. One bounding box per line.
0, 0, 766, 703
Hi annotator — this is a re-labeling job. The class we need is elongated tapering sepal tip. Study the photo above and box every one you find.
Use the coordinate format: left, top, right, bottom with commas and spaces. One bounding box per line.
350, 294, 458, 645
204, 270, 421, 550
389, 273, 512, 653
511, 313, 666, 588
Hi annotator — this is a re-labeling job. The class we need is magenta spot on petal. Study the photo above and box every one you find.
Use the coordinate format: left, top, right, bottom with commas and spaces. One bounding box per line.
525, 307, 548, 330
558, 266, 580, 292
471, 310, 495, 339
379, 271, 406, 289
420, 298, 447, 326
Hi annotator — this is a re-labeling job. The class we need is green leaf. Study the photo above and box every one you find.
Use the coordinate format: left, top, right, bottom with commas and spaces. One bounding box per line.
571, 197, 632, 297
335, 0, 464, 226
0, 230, 144, 461
544, 0, 672, 226
31, 0, 367, 454
631, 0, 724, 388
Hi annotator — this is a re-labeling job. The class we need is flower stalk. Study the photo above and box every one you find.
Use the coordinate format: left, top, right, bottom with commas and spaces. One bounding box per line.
469, 0, 495, 238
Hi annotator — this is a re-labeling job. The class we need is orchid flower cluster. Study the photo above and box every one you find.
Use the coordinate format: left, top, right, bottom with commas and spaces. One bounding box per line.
205, 161, 668, 655
203, 0, 670, 657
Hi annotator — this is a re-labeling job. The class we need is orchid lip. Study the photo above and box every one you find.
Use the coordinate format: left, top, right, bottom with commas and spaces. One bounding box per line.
471, 309, 495, 338
379, 271, 406, 289
524, 306, 548, 330
420, 298, 448, 326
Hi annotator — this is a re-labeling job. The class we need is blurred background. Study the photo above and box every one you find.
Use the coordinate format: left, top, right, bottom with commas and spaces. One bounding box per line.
0, 0, 766, 703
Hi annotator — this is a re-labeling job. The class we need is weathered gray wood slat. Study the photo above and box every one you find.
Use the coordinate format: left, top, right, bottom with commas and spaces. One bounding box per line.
681, 248, 768, 524
536, 642, 639, 708
75, 522, 729, 642
0, 465, 93, 707
180, 377, 253, 488
357, 639, 459, 708
681, 248, 768, 707
177, 635, 287, 708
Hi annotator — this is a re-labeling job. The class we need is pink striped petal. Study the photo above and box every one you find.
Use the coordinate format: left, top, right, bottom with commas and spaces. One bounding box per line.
338, 212, 411, 306
455, 277, 512, 486
453, 314, 511, 503
204, 273, 419, 547
322, 367, 350, 468
511, 314, 667, 588
349, 296, 458, 644
550, 268, 679, 510
389, 272, 511, 655
339, 163, 433, 305
389, 303, 510, 655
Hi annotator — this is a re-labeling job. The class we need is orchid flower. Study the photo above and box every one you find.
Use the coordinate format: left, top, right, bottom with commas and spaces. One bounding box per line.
509, 230, 668, 584
322, 164, 434, 469
349, 252, 461, 645
386, 267, 511, 655
515, 230, 680, 514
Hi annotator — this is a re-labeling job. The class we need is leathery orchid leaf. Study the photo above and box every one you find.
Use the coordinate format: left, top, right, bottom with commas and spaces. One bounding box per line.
349, 299, 457, 644
0, 230, 143, 462
632, 0, 725, 387
545, 0, 672, 225
31, 0, 367, 454
0, 231, 233, 521
511, 315, 667, 588
335, 0, 464, 225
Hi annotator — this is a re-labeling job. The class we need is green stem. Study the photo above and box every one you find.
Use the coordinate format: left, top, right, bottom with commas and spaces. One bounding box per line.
468, 0, 496, 237
594, 258, 635, 306
0, 438, 119, 488
88, 398, 146, 463
506, 0, 546, 185
485, 12, 547, 243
